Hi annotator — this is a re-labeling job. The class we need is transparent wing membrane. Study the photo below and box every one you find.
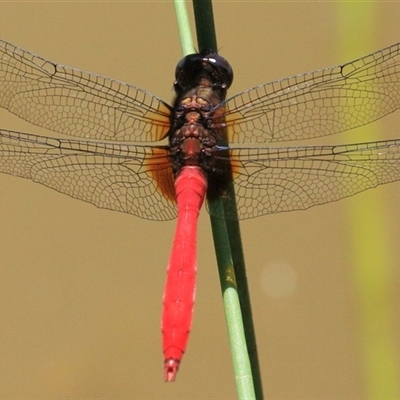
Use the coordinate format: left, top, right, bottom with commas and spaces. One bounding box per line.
0, 129, 176, 220
207, 140, 400, 219
224, 42, 400, 144
0, 40, 171, 142
1, 39, 400, 220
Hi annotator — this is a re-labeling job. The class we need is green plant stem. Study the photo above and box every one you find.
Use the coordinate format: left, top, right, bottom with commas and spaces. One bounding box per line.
173, 0, 194, 55
175, 1, 263, 398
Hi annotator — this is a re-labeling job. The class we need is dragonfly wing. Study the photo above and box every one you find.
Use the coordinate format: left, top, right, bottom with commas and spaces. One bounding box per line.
0, 40, 171, 142
223, 42, 400, 143
0, 129, 177, 220
206, 140, 400, 219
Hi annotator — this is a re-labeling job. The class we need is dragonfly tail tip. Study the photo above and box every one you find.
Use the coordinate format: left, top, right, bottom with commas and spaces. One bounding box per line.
164, 358, 180, 382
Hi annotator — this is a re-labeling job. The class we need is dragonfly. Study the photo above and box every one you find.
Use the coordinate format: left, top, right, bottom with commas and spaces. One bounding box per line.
1, 39, 400, 382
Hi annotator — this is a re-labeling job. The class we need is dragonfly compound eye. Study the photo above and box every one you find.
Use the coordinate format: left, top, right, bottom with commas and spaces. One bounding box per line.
174, 51, 233, 91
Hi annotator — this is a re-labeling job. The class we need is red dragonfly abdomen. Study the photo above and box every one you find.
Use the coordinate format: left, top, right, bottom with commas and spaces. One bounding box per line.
162, 166, 207, 381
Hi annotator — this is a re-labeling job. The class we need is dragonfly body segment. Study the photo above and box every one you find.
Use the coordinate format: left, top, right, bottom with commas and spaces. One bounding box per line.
162, 166, 207, 381
162, 52, 234, 380
1, 39, 400, 380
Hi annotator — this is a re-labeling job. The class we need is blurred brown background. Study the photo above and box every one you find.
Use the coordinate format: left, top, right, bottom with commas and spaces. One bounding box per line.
0, 1, 399, 398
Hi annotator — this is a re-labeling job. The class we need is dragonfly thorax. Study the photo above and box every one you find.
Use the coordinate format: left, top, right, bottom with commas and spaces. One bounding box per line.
169, 80, 230, 173
169, 111, 217, 171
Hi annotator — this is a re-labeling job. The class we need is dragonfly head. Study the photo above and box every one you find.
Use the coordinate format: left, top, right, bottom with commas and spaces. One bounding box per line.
174, 50, 233, 98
